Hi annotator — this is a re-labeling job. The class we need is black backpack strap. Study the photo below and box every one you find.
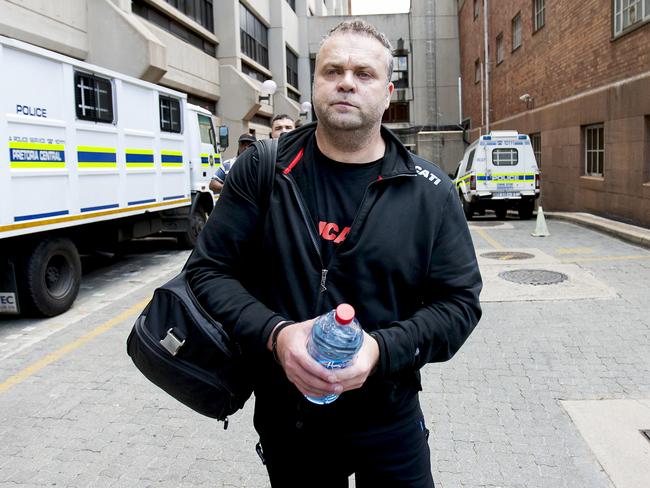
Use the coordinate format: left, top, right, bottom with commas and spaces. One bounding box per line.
255, 138, 278, 210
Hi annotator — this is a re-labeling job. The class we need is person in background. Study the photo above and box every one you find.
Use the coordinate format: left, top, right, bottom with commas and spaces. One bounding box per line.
188, 19, 482, 487
209, 132, 256, 193
270, 114, 295, 139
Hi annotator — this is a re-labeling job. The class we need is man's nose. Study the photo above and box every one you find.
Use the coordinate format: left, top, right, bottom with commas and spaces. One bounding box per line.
337, 71, 355, 91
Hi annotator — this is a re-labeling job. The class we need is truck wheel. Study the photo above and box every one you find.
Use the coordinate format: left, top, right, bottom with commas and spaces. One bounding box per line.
460, 193, 473, 220
495, 206, 507, 220
178, 206, 208, 249
23, 238, 81, 317
518, 200, 534, 220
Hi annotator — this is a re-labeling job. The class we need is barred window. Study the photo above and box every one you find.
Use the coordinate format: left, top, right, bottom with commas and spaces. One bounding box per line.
614, 0, 649, 36
533, 0, 545, 32
286, 47, 299, 89
496, 33, 504, 64
240, 4, 269, 68
512, 13, 522, 50
492, 148, 519, 166
74, 72, 114, 123
382, 102, 409, 123
159, 95, 182, 133
584, 124, 604, 177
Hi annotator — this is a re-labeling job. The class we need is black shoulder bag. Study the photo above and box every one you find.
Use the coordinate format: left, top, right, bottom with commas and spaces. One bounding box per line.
126, 138, 278, 426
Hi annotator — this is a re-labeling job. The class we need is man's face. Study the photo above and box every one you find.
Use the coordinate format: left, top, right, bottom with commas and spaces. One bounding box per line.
271, 118, 295, 139
313, 32, 393, 132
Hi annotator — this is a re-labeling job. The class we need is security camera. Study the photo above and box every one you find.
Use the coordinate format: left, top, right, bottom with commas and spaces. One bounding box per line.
519, 94, 531, 102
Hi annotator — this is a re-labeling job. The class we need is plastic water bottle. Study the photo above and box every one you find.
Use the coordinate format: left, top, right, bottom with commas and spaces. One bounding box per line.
305, 303, 364, 405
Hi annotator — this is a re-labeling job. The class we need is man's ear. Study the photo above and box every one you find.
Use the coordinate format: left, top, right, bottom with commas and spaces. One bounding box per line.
385, 82, 394, 109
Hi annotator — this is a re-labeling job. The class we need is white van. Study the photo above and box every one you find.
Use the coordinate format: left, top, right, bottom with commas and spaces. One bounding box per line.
454, 131, 540, 220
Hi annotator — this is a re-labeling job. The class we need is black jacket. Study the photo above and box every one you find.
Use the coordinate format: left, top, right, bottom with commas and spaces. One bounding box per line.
186, 123, 482, 432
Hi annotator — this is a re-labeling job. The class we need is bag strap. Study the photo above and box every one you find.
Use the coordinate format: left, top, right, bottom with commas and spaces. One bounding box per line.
255, 138, 278, 211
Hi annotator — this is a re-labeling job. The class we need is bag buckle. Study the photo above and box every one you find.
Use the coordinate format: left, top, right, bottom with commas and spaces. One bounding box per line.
160, 328, 185, 356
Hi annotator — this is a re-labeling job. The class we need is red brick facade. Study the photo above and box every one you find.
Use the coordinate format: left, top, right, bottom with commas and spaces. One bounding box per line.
458, 0, 650, 226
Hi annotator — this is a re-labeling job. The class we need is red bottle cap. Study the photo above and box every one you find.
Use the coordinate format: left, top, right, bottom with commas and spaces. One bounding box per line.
335, 304, 355, 324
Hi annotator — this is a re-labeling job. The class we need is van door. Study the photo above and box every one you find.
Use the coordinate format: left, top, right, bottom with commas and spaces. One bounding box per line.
487, 143, 532, 198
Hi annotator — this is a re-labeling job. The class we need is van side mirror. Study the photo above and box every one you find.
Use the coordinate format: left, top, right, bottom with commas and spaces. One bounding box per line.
218, 126, 229, 150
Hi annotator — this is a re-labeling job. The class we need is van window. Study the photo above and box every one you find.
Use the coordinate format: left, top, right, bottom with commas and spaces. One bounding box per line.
197, 114, 216, 147
467, 149, 476, 170
492, 148, 518, 166
74, 72, 114, 123
159, 95, 181, 133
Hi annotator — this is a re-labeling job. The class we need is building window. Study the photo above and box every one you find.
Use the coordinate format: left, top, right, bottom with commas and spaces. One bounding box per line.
496, 33, 504, 64
492, 148, 519, 166
160, 0, 214, 32
382, 102, 410, 123
159, 95, 182, 133
512, 13, 522, 50
533, 0, 545, 32
584, 124, 604, 177
392, 55, 409, 88
287, 89, 300, 102
286, 47, 299, 89
240, 4, 269, 68
474, 58, 481, 83
74, 72, 114, 123
286, 0, 296, 11
614, 0, 650, 35
242, 62, 268, 82
474, 0, 480, 20
530, 132, 541, 166
132, 0, 216, 56
187, 94, 216, 114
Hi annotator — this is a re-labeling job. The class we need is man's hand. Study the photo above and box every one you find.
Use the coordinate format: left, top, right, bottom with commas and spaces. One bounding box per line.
272, 319, 342, 398
271, 323, 380, 398
329, 331, 380, 393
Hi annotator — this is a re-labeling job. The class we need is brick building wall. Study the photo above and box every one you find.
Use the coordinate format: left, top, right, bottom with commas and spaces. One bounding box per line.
458, 0, 650, 227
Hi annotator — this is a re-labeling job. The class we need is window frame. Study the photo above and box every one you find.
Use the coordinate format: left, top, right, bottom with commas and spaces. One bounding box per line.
530, 132, 542, 166
161, 0, 214, 33
382, 102, 410, 123
492, 148, 519, 167
74, 71, 114, 124
159, 95, 182, 133
286, 46, 299, 90
584, 124, 605, 177
533, 0, 545, 32
496, 33, 504, 64
614, 0, 649, 36
512, 12, 522, 51
240, 4, 269, 69
197, 113, 216, 147
392, 54, 409, 88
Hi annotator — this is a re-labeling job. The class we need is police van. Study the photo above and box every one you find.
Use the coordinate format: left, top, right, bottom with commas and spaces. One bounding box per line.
454, 130, 540, 220
0, 35, 229, 316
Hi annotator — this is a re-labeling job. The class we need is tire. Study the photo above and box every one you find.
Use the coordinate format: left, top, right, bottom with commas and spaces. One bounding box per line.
495, 206, 508, 220
178, 206, 208, 249
460, 193, 473, 220
518, 200, 534, 220
23, 237, 81, 317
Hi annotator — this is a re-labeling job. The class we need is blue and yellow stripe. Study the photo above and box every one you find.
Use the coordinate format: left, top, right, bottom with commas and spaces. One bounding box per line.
161, 150, 183, 168
77, 146, 117, 168
9, 142, 66, 169
126, 148, 155, 168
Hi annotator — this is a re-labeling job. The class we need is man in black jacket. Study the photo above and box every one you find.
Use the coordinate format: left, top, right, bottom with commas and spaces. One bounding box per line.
186, 19, 482, 488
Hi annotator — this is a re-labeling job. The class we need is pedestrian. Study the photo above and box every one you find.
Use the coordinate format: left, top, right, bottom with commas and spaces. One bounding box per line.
187, 19, 482, 488
270, 113, 295, 139
209, 132, 256, 193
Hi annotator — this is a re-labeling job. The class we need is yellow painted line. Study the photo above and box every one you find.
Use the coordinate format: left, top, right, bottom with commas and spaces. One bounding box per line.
556, 247, 594, 255
561, 255, 650, 264
126, 163, 155, 168
0, 198, 191, 233
79, 163, 117, 168
161, 150, 183, 156
473, 227, 505, 250
125, 149, 154, 155
9, 142, 65, 150
10, 163, 66, 169
0, 298, 149, 394
162, 163, 183, 167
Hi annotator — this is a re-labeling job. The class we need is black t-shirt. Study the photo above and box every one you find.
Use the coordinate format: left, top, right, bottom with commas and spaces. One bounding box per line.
292, 135, 383, 265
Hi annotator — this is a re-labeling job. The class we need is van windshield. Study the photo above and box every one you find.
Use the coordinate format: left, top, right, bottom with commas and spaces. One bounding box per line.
492, 148, 518, 166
